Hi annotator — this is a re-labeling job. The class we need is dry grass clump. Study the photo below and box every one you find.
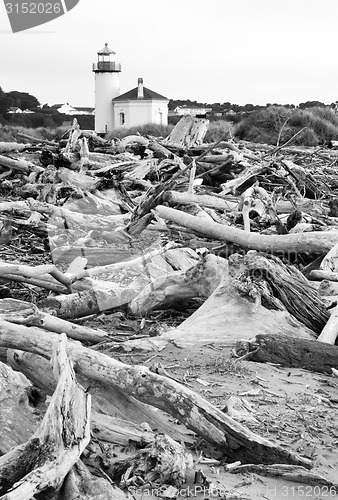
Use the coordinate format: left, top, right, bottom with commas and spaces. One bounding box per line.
0, 124, 68, 142
234, 106, 338, 146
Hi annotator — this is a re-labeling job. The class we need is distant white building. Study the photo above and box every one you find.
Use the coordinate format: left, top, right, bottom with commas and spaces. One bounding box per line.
174, 105, 212, 117
7, 106, 22, 113
92, 43, 168, 134
51, 103, 94, 116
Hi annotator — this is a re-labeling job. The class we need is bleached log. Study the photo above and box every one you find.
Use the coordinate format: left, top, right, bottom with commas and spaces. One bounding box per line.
155, 205, 338, 254
0, 298, 108, 343
0, 154, 42, 174
221, 163, 268, 194
164, 190, 239, 211
317, 303, 338, 344
0, 334, 91, 498
309, 269, 338, 281
17, 132, 57, 146
0, 261, 72, 291
235, 333, 338, 373
0, 320, 312, 468
0, 142, 28, 153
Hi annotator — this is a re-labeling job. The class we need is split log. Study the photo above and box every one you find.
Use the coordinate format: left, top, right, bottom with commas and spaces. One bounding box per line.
129, 254, 228, 316
155, 205, 338, 254
0, 320, 312, 468
0, 334, 91, 498
148, 138, 175, 159
162, 116, 209, 149
0, 298, 109, 343
235, 333, 338, 373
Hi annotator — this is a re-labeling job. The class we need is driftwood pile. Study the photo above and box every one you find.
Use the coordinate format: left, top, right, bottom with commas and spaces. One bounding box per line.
1, 116, 338, 498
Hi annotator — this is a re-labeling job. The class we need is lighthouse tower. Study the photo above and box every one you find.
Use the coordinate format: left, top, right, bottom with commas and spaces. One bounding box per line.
92, 43, 121, 135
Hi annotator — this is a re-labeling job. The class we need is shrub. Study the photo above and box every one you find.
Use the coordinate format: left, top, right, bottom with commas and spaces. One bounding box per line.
204, 120, 233, 143
107, 123, 173, 141
234, 106, 338, 146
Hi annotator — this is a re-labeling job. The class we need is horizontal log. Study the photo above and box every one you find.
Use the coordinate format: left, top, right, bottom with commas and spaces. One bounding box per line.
238, 333, 338, 373
155, 205, 338, 254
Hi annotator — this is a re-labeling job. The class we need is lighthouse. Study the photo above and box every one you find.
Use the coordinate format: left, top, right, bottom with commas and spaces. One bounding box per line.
92, 43, 121, 135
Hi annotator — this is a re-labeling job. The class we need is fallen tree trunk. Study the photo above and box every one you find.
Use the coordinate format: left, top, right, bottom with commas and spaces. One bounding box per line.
155, 205, 338, 254
0, 320, 312, 468
0, 334, 91, 498
0, 298, 109, 343
235, 333, 338, 373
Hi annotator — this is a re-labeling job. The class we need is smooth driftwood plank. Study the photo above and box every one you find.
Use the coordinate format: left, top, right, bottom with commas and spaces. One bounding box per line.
0, 320, 312, 469
155, 205, 338, 254
236, 333, 338, 373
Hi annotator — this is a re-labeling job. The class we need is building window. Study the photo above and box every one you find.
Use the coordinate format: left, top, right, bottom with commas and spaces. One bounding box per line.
120, 112, 125, 125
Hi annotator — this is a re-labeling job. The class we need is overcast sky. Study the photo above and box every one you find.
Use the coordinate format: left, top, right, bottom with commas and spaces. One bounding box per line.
0, 0, 337, 107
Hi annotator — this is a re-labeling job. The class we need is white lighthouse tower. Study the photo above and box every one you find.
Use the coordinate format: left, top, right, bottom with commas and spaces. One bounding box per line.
92, 43, 121, 135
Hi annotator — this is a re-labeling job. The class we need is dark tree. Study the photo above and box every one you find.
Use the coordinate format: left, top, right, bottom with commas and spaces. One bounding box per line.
6, 91, 40, 110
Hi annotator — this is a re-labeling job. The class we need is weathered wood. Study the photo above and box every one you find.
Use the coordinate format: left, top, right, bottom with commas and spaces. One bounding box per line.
6, 349, 192, 445
221, 163, 269, 194
0, 320, 312, 468
0, 262, 72, 292
236, 333, 338, 372
0, 142, 28, 153
155, 205, 338, 254
129, 254, 228, 316
0, 298, 109, 343
162, 116, 209, 149
0, 154, 42, 174
231, 464, 338, 490
235, 251, 329, 333
0, 362, 39, 455
317, 302, 338, 344
0, 334, 91, 498
108, 434, 192, 487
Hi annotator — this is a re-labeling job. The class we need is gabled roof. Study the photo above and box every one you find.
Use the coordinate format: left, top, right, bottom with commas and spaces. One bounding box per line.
8, 106, 21, 111
113, 86, 168, 102
97, 43, 115, 55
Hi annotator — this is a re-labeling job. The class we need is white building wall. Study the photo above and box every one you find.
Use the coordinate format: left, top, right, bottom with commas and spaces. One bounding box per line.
113, 100, 168, 128
95, 72, 120, 134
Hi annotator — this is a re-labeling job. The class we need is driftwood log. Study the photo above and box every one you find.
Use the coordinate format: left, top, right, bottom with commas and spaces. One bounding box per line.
155, 205, 338, 254
235, 333, 338, 373
0, 319, 312, 468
